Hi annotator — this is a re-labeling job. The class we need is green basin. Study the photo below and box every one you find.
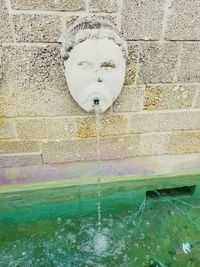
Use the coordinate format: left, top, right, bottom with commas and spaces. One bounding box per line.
0, 173, 200, 267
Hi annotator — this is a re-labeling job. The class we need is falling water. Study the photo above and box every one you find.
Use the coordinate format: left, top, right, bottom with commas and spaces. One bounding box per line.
94, 103, 101, 233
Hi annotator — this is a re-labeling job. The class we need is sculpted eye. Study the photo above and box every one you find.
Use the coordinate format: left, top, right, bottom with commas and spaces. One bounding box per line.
78, 61, 92, 69
101, 61, 116, 70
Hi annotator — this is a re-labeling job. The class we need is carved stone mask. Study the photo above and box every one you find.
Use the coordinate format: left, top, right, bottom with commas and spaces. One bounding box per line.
61, 19, 128, 113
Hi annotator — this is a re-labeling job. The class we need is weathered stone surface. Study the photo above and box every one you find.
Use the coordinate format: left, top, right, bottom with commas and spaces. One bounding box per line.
129, 113, 157, 134
11, 0, 86, 11
65, 16, 79, 29
0, 140, 41, 153
165, 0, 200, 40
76, 117, 96, 138
88, 0, 118, 13
121, 0, 165, 40
113, 85, 144, 112
99, 135, 140, 160
1, 44, 86, 117
0, 153, 42, 167
42, 139, 97, 163
143, 84, 197, 111
140, 133, 170, 156
0, 118, 17, 138
177, 43, 200, 83
100, 114, 129, 136
129, 110, 200, 134
46, 117, 76, 139
124, 42, 138, 85
13, 14, 62, 42
194, 88, 200, 108
156, 111, 200, 132
16, 118, 46, 139
169, 131, 200, 154
137, 42, 179, 84
0, 0, 13, 43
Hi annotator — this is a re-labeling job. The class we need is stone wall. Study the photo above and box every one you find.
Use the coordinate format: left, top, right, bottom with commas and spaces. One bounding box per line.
0, 0, 200, 168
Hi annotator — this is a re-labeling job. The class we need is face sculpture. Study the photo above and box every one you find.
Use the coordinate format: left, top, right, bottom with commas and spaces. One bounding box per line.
61, 19, 128, 113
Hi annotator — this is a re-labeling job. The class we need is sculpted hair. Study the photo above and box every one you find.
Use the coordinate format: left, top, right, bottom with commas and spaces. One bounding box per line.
61, 17, 128, 61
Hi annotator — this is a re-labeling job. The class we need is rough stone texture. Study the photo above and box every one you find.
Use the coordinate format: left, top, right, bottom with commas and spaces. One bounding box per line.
46, 117, 76, 139
1, 44, 86, 117
16, 118, 47, 139
137, 42, 180, 84
0, 153, 42, 167
65, 16, 79, 30
0, 47, 2, 79
100, 114, 129, 136
143, 84, 197, 111
194, 88, 200, 108
140, 133, 171, 156
76, 117, 96, 138
121, 0, 165, 40
165, 0, 200, 40
0, 118, 17, 139
11, 0, 86, 11
177, 43, 200, 83
0, 0, 13, 43
129, 110, 200, 134
99, 135, 140, 160
0, 140, 41, 153
129, 113, 157, 134
156, 110, 200, 132
42, 139, 97, 164
13, 14, 62, 43
113, 85, 144, 112
124, 42, 138, 85
88, 0, 118, 13
169, 131, 200, 154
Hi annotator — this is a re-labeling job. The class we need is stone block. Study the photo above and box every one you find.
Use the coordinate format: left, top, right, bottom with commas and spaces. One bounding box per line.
0, 140, 41, 153
100, 114, 129, 136
0, 118, 17, 138
177, 43, 200, 83
11, 0, 86, 11
0, 0, 13, 43
156, 110, 200, 132
88, 0, 118, 13
124, 42, 138, 85
143, 84, 196, 111
137, 42, 180, 84
76, 117, 96, 138
140, 133, 170, 156
129, 110, 200, 134
16, 118, 47, 139
13, 14, 62, 42
99, 134, 140, 160
129, 113, 157, 134
169, 131, 200, 154
113, 85, 144, 112
0, 153, 42, 167
121, 0, 165, 40
193, 88, 200, 108
165, 0, 200, 40
1, 44, 86, 117
46, 117, 76, 139
42, 139, 97, 164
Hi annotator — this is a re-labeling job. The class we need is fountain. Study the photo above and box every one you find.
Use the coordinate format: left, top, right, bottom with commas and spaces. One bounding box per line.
61, 17, 128, 246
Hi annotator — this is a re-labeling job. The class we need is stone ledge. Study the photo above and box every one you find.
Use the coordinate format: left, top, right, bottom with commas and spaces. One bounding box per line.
0, 153, 200, 186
